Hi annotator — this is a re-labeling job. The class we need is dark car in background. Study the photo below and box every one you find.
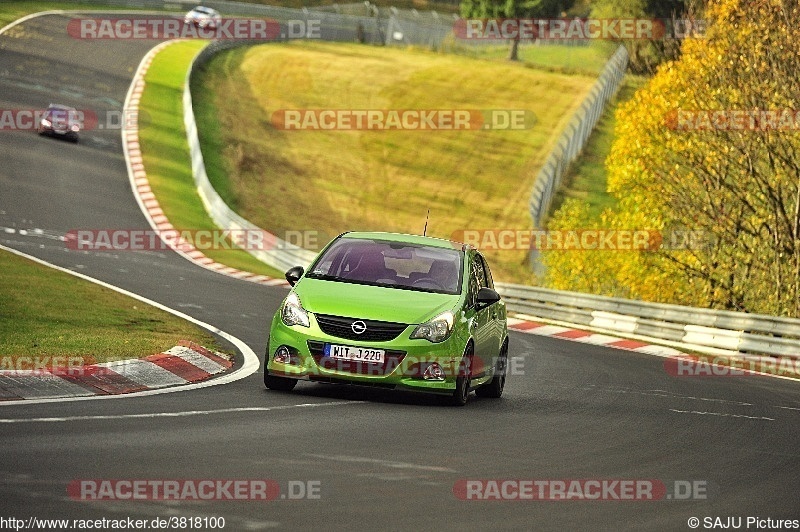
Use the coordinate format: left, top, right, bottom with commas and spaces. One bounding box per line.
38, 104, 81, 142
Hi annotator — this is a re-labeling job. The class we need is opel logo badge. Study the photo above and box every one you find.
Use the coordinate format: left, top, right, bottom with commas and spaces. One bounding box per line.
351, 320, 367, 335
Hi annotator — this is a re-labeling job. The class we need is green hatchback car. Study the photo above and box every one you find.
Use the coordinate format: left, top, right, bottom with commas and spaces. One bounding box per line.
264, 231, 508, 406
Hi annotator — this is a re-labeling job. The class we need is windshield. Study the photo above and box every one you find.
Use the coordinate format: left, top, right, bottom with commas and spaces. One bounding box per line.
306, 237, 463, 295
45, 106, 81, 125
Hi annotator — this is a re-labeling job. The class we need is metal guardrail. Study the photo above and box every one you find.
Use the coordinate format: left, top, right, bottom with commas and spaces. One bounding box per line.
528, 44, 629, 230
68, 0, 456, 47
169, 1, 468, 271
495, 282, 800, 359
183, 40, 318, 271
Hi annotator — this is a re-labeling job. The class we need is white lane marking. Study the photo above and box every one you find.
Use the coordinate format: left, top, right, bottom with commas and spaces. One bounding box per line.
304, 454, 457, 473
775, 405, 800, 411
0, 401, 359, 423
0, 10, 64, 35
1, 226, 67, 241
669, 409, 775, 421
580, 384, 753, 406
0, 244, 260, 406
0, 9, 178, 36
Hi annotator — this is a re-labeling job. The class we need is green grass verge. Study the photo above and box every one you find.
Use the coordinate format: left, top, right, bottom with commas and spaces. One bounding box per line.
546, 75, 648, 222
192, 40, 598, 284
0, 249, 221, 362
138, 40, 284, 279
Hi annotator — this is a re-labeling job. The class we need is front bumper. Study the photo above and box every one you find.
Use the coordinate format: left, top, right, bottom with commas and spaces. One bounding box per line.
39, 126, 78, 138
266, 312, 467, 394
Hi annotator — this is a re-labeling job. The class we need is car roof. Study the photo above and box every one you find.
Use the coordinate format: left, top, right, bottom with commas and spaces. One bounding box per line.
340, 231, 467, 250
47, 104, 77, 111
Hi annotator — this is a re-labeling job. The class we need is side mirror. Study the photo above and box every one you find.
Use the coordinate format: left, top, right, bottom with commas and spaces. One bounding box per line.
475, 287, 501, 309
285, 266, 304, 286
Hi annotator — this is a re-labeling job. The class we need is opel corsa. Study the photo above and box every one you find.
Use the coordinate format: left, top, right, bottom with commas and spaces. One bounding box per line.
265, 232, 508, 406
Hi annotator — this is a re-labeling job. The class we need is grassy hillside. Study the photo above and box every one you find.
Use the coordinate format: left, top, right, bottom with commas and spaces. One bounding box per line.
139, 41, 284, 278
193, 41, 598, 282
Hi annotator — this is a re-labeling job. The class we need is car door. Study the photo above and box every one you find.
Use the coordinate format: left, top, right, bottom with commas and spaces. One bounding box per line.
476, 253, 506, 360
466, 251, 493, 379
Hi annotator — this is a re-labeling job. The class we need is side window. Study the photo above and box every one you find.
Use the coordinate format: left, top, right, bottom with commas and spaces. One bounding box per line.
467, 254, 486, 308
467, 255, 480, 308
476, 253, 494, 289
473, 254, 487, 288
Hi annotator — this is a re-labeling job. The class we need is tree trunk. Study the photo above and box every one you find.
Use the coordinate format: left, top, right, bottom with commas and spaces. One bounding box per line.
507, 38, 519, 61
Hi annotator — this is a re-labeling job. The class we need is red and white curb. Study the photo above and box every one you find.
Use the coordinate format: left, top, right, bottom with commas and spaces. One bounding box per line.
123, 41, 289, 288
0, 341, 232, 401
508, 315, 800, 381
507, 316, 683, 357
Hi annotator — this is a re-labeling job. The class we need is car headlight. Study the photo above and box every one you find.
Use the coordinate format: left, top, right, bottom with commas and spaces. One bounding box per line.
410, 311, 454, 343
40, 119, 51, 127
281, 292, 310, 328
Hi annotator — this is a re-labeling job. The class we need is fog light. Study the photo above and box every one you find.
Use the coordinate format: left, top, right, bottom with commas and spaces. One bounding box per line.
423, 363, 446, 381
274, 345, 299, 365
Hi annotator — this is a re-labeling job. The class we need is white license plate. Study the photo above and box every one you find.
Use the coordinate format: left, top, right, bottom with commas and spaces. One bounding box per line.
324, 344, 385, 363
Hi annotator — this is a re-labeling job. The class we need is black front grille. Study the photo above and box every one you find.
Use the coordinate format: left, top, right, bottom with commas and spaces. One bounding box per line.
315, 314, 408, 342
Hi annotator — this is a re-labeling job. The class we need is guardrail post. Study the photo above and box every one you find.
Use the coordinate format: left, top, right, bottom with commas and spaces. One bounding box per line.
525, 45, 629, 273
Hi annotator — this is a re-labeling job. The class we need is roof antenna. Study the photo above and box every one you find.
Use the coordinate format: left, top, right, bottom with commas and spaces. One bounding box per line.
423, 209, 430, 236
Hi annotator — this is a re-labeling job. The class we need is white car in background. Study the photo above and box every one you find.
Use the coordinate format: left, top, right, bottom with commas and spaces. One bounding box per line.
184, 6, 222, 30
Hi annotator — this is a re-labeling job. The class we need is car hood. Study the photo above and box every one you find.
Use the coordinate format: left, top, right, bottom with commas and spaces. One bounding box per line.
46, 113, 78, 131
294, 278, 460, 325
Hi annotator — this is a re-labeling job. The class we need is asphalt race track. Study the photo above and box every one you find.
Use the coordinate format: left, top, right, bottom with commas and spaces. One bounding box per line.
1, 13, 799, 531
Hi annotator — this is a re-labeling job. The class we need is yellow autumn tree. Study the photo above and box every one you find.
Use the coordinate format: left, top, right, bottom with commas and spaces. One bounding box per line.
544, 0, 800, 316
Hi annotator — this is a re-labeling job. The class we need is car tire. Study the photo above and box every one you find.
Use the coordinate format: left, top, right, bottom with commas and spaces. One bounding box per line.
450, 343, 473, 407
476, 339, 507, 399
264, 368, 298, 392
